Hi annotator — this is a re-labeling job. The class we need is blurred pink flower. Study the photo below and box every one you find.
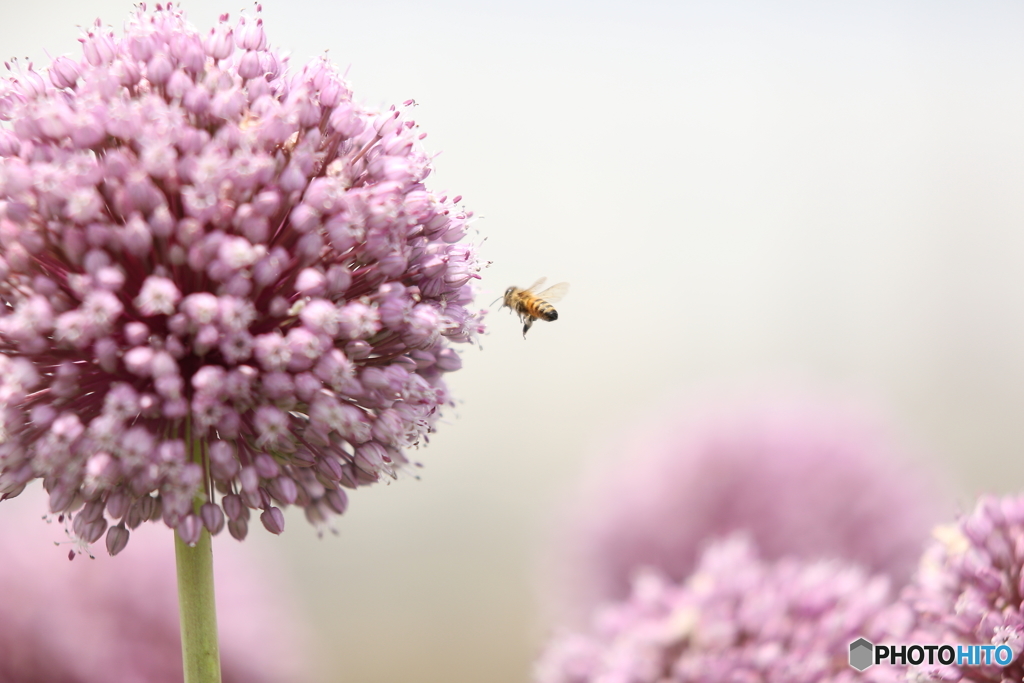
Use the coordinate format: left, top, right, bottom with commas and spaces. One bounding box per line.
0, 487, 310, 683
897, 494, 1024, 681
536, 536, 904, 683
549, 396, 952, 622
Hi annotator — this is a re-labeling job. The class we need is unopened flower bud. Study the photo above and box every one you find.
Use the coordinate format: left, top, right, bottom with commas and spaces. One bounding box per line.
260, 507, 285, 534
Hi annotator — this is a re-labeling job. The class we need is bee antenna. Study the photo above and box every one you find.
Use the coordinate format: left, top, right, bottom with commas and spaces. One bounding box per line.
489, 295, 503, 307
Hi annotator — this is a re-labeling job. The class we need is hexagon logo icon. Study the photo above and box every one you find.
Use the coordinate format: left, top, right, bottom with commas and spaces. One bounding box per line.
849, 638, 874, 671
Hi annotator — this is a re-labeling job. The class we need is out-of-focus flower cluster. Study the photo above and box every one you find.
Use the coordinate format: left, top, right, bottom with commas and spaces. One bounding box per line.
552, 399, 949, 621
0, 487, 310, 683
899, 494, 1024, 682
535, 536, 904, 683
0, 3, 484, 553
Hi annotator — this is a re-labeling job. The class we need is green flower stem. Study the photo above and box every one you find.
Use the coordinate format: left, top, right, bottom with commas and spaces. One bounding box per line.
175, 520, 222, 683
176, 423, 221, 683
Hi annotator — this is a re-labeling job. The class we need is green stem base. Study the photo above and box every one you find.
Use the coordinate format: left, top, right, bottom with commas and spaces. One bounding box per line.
175, 529, 222, 683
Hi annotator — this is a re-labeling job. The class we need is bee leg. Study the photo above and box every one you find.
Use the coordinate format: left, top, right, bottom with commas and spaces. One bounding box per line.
522, 318, 534, 338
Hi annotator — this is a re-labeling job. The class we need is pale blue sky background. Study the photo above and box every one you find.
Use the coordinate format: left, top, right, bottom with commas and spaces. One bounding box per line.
3, 1, 1024, 681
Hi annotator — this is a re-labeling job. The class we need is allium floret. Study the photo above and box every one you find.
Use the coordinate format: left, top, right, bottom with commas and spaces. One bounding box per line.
0, 3, 485, 554
899, 494, 1024, 682
535, 537, 903, 683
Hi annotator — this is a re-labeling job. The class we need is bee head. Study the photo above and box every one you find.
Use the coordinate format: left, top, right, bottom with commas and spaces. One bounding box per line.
490, 288, 514, 308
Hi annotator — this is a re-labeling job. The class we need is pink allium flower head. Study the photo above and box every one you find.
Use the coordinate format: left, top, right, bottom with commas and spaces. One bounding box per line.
552, 398, 950, 621
897, 494, 1024, 681
0, 4, 485, 551
0, 488, 310, 682
535, 536, 903, 683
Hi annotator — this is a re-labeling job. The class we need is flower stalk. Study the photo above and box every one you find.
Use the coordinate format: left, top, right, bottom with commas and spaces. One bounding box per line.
176, 421, 221, 683
175, 525, 221, 683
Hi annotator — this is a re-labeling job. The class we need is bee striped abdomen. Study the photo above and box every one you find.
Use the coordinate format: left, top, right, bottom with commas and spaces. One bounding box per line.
537, 302, 558, 321
526, 298, 558, 321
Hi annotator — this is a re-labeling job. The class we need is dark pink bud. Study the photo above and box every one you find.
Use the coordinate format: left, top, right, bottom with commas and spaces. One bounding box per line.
222, 493, 246, 521
254, 453, 280, 479
80, 500, 105, 523
353, 467, 380, 486
354, 441, 389, 475
201, 502, 226, 535
105, 524, 130, 555
241, 488, 262, 510
260, 507, 285, 534
176, 515, 203, 547
239, 465, 260, 494
72, 512, 89, 540
292, 449, 316, 468
315, 455, 343, 482
141, 495, 161, 521
268, 476, 298, 505
105, 490, 129, 519
338, 464, 360, 490
378, 252, 409, 278
419, 255, 446, 278
125, 503, 145, 529
48, 485, 77, 514
209, 441, 241, 481
324, 488, 348, 515
84, 517, 108, 544
228, 517, 249, 541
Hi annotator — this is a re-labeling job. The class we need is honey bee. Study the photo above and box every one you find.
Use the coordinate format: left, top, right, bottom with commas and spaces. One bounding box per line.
499, 277, 570, 338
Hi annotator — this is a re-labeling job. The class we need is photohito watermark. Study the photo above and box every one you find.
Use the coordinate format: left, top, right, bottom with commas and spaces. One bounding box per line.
849, 638, 1014, 671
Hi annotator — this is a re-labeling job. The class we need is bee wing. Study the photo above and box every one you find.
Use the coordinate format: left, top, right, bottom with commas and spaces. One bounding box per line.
536, 282, 569, 303
522, 277, 547, 293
